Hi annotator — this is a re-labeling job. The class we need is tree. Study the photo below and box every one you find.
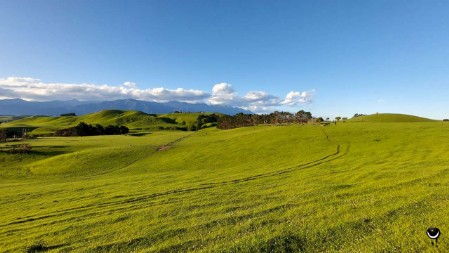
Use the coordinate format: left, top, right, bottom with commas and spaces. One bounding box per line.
56, 122, 129, 136
95, 124, 105, 135
197, 114, 219, 130
251, 114, 261, 125
296, 110, 312, 124
60, 113, 76, 116
119, 125, 129, 134
75, 122, 90, 136
335, 116, 342, 121
0, 130, 6, 142
315, 117, 324, 123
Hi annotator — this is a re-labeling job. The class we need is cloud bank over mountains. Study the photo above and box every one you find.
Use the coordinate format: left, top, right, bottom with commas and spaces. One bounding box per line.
0, 77, 314, 113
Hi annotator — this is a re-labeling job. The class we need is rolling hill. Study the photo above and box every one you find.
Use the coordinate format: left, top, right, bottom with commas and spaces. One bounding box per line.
0, 98, 252, 116
1, 122, 449, 251
0, 110, 212, 135
348, 113, 434, 122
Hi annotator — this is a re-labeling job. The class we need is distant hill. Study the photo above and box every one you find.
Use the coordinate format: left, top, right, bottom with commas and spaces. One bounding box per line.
349, 113, 434, 122
0, 98, 252, 116
0, 110, 218, 135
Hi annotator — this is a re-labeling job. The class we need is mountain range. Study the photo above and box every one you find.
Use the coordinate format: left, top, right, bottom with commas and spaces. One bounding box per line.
0, 99, 252, 116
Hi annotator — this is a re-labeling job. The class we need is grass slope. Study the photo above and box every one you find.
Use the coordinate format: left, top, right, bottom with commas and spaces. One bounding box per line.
158, 112, 220, 129
1, 122, 449, 252
0, 115, 28, 123
158, 112, 202, 124
0, 110, 202, 135
349, 113, 434, 122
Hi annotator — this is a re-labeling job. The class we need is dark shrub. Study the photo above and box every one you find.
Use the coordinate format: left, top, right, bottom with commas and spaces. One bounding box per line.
55, 122, 129, 136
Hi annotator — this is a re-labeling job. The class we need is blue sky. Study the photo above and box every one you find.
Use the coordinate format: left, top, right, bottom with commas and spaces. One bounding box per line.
0, 0, 448, 118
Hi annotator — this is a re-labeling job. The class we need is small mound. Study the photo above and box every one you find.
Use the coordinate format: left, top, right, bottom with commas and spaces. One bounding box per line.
349, 113, 434, 122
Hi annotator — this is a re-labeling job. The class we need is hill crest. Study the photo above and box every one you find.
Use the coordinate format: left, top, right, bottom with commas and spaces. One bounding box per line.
0, 110, 211, 135
349, 113, 434, 122
0, 98, 252, 116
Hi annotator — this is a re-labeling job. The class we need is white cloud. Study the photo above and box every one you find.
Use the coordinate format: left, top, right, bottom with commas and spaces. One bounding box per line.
0, 77, 209, 103
281, 90, 315, 106
244, 91, 272, 101
209, 83, 239, 105
122, 81, 137, 88
0, 77, 315, 113
208, 83, 314, 113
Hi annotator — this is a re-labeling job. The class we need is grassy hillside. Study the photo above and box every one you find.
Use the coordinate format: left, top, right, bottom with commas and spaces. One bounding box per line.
1, 122, 449, 251
0, 110, 203, 135
159, 112, 221, 130
0, 115, 28, 123
158, 112, 203, 124
349, 113, 434, 122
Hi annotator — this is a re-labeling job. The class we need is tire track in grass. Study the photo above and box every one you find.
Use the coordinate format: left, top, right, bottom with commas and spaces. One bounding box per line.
88, 133, 195, 176
2, 142, 349, 228
156, 133, 193, 151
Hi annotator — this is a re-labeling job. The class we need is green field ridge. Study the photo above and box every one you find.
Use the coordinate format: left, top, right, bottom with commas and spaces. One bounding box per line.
348, 113, 434, 122
0, 110, 208, 135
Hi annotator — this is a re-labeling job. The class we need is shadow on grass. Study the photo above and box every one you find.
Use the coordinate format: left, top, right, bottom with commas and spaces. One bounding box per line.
127, 132, 152, 136
259, 234, 307, 252
28, 150, 68, 156
0, 144, 70, 156
92, 227, 189, 252
158, 117, 177, 124
26, 243, 67, 253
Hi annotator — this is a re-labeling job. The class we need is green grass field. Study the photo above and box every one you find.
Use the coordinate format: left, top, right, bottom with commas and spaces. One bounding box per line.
348, 113, 435, 122
1, 120, 449, 252
0, 115, 28, 123
0, 110, 204, 135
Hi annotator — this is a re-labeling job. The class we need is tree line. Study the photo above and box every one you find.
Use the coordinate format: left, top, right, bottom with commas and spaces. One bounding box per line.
54, 122, 129, 136
0, 128, 32, 142
0, 130, 7, 142
217, 110, 313, 130
0, 129, 16, 141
